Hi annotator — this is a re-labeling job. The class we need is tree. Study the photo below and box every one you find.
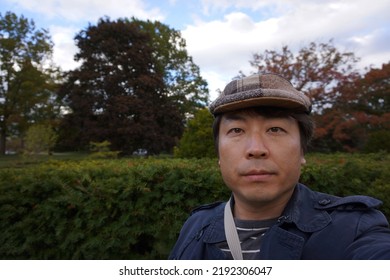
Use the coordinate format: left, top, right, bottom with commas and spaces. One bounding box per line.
58, 17, 208, 154
132, 19, 209, 115
325, 62, 390, 152
24, 123, 58, 155
364, 130, 390, 153
249, 40, 360, 112
341, 62, 390, 115
246, 40, 381, 152
174, 108, 215, 158
89, 140, 119, 159
0, 12, 59, 155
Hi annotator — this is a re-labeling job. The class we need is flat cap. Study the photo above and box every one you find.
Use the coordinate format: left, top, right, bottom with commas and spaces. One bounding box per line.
209, 73, 312, 115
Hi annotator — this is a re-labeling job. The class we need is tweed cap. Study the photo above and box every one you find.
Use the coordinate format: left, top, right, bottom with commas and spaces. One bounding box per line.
209, 73, 312, 115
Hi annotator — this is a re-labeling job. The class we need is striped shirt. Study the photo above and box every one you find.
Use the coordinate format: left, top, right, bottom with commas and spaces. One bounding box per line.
217, 218, 277, 260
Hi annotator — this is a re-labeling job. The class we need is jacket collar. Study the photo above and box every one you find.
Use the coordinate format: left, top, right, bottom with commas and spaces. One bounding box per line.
280, 183, 332, 232
202, 183, 332, 243
202, 204, 226, 243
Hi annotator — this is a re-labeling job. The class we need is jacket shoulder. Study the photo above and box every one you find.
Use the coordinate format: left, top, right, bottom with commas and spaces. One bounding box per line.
169, 201, 225, 259
191, 201, 225, 215
313, 192, 383, 211
178, 201, 225, 233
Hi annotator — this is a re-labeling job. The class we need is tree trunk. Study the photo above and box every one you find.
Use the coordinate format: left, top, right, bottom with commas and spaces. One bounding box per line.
0, 128, 6, 155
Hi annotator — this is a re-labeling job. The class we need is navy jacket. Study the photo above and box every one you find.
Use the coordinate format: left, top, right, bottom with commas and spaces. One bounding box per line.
169, 184, 390, 259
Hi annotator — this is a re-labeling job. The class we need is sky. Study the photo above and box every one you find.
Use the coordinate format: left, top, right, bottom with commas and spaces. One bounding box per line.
1, 0, 390, 100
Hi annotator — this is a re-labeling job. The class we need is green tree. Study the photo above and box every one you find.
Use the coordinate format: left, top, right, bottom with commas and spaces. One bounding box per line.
0, 12, 59, 155
89, 140, 119, 159
174, 108, 215, 158
132, 19, 209, 115
24, 123, 58, 155
58, 17, 208, 154
364, 130, 390, 153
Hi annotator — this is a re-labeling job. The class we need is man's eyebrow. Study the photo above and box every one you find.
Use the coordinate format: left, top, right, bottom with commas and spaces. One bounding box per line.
222, 112, 247, 122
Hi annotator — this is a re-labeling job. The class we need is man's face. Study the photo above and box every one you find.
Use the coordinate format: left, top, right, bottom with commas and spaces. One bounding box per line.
218, 110, 306, 218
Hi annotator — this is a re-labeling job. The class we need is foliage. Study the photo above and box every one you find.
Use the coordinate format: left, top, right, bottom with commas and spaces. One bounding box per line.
132, 19, 209, 115
0, 153, 389, 259
88, 141, 120, 159
246, 40, 389, 153
313, 62, 390, 152
346, 62, 390, 115
0, 11, 61, 155
174, 108, 216, 158
363, 130, 390, 153
24, 124, 58, 155
57, 17, 208, 155
249, 39, 360, 112
89, 140, 111, 152
0, 152, 89, 168
301, 153, 390, 214
0, 157, 225, 259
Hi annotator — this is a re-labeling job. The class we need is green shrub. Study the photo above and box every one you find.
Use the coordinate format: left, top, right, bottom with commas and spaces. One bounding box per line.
0, 158, 226, 259
302, 153, 390, 219
24, 124, 58, 155
174, 108, 216, 158
89, 141, 120, 159
0, 153, 389, 259
364, 130, 390, 153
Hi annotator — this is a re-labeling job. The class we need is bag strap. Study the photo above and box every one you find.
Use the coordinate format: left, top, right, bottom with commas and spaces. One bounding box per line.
224, 198, 243, 260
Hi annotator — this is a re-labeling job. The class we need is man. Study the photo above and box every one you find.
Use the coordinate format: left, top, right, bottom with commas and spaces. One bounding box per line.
169, 73, 390, 260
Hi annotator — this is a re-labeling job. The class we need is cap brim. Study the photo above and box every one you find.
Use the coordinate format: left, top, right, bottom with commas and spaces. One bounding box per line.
212, 97, 309, 114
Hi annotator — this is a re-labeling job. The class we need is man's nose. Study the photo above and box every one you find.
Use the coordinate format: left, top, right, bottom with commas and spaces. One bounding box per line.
246, 133, 269, 159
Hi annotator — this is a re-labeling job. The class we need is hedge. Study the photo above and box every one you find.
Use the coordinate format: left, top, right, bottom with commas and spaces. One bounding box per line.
0, 153, 389, 259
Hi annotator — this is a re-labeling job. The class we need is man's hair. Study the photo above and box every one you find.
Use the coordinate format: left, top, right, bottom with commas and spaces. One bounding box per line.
212, 107, 314, 156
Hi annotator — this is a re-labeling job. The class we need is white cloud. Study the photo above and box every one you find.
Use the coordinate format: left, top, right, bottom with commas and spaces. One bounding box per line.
182, 0, 390, 100
7, 0, 164, 22
50, 25, 81, 71
349, 28, 390, 69
182, 12, 281, 99
200, 0, 272, 15
6, 0, 389, 101
8, 0, 166, 72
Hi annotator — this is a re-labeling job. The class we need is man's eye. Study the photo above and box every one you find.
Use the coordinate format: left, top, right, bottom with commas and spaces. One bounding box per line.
228, 128, 243, 134
268, 127, 285, 133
